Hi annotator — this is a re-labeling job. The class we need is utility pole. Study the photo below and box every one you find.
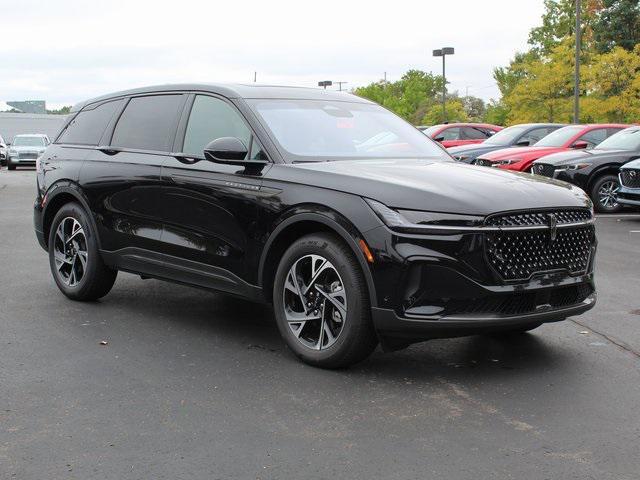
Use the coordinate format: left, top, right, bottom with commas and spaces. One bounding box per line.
433, 47, 455, 122
574, 0, 581, 123
384, 72, 387, 84
253, 71, 257, 83
335, 81, 348, 91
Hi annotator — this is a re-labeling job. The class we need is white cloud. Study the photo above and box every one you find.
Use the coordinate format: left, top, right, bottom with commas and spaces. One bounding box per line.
0, 0, 545, 107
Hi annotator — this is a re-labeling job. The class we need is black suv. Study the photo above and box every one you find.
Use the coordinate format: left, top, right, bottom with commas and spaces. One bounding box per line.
34, 84, 597, 368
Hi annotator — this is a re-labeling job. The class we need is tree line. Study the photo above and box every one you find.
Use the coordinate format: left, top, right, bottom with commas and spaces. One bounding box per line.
354, 0, 640, 126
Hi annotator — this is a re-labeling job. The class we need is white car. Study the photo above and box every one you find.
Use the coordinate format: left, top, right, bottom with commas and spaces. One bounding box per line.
6, 134, 50, 170
0, 134, 7, 166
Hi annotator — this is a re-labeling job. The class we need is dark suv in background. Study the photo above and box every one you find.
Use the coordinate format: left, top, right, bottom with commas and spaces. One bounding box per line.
34, 84, 597, 368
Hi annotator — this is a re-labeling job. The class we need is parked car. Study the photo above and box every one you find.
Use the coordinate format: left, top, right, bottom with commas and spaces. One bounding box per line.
0, 134, 7, 167
476, 124, 629, 172
420, 123, 503, 148
6, 134, 50, 170
532, 126, 640, 213
617, 158, 640, 208
449, 123, 564, 164
34, 84, 597, 368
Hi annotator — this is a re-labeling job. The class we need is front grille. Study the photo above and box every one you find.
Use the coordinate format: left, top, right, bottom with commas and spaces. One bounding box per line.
18, 152, 38, 160
485, 209, 592, 227
620, 169, 640, 188
485, 209, 594, 281
532, 163, 555, 177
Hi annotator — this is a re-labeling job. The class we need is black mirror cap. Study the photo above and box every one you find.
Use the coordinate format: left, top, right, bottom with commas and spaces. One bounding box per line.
204, 137, 249, 163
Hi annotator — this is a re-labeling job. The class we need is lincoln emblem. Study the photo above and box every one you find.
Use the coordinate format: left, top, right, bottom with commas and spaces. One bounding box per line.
548, 213, 558, 243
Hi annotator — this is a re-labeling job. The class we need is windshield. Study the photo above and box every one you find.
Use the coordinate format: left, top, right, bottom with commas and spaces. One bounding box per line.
596, 127, 640, 151
484, 125, 528, 146
249, 99, 451, 162
13, 136, 46, 147
421, 125, 443, 137
534, 126, 582, 147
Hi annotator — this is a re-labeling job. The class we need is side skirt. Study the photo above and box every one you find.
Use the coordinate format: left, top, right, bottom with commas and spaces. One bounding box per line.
100, 247, 264, 302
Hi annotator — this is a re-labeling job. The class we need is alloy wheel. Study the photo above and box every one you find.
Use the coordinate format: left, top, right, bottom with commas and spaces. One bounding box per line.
53, 217, 88, 287
282, 254, 347, 351
598, 180, 619, 209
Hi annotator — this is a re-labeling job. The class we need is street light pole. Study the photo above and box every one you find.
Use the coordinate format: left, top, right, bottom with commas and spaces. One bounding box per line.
433, 47, 455, 122
574, 0, 581, 123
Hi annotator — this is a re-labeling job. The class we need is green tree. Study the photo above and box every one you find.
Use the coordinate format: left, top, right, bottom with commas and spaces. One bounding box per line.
593, 0, 640, 52
461, 95, 486, 122
46, 106, 72, 115
421, 99, 468, 125
484, 99, 510, 126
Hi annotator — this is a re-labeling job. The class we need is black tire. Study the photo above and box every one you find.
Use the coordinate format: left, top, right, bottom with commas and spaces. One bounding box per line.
273, 233, 378, 368
7, 160, 15, 170
48, 202, 117, 301
591, 174, 622, 213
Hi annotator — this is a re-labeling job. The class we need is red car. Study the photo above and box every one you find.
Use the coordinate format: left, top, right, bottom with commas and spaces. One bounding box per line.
420, 123, 503, 148
475, 124, 629, 172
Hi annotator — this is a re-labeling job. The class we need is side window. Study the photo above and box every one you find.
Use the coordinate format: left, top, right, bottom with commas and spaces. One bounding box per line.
578, 128, 607, 148
520, 127, 550, 145
462, 127, 488, 140
57, 100, 123, 146
438, 127, 460, 141
111, 95, 184, 151
183, 95, 252, 157
607, 128, 623, 138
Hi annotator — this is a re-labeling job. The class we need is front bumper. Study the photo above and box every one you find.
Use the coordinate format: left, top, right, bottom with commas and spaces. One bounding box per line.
363, 221, 597, 341
616, 186, 640, 207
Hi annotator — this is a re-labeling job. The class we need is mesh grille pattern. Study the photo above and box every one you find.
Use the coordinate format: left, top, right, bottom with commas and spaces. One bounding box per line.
485, 209, 592, 227
620, 169, 640, 188
444, 283, 593, 316
486, 225, 594, 281
532, 163, 555, 177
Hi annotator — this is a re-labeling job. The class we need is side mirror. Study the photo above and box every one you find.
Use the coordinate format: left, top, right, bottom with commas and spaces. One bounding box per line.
515, 139, 531, 146
433, 136, 445, 142
203, 137, 268, 172
572, 140, 589, 149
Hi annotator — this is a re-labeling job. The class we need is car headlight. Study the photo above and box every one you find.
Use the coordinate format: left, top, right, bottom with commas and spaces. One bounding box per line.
492, 159, 519, 167
8, 148, 17, 156
556, 163, 592, 172
454, 155, 469, 162
364, 198, 484, 233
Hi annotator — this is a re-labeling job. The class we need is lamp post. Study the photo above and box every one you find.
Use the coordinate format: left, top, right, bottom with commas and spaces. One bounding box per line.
433, 47, 455, 122
574, 0, 581, 123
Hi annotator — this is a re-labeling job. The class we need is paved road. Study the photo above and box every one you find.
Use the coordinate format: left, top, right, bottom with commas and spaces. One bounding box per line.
1, 169, 639, 479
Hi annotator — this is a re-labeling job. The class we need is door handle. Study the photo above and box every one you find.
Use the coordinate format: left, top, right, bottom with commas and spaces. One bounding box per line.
97, 146, 121, 155
171, 152, 201, 164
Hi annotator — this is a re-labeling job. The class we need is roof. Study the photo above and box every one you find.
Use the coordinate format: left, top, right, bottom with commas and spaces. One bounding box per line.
72, 83, 373, 112
430, 123, 503, 129
14, 133, 49, 137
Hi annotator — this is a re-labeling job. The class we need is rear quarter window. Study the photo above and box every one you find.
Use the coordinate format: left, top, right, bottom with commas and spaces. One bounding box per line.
57, 99, 124, 146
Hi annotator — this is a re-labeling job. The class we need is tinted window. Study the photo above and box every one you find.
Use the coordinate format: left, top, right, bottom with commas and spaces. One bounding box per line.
183, 95, 251, 157
578, 128, 608, 148
439, 127, 461, 141
462, 127, 488, 140
111, 95, 184, 151
519, 127, 552, 145
58, 100, 123, 145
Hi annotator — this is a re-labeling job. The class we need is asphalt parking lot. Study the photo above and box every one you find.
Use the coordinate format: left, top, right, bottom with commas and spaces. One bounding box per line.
1, 168, 639, 479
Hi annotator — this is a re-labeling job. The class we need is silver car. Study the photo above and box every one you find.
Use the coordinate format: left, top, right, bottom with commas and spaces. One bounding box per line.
0, 134, 7, 166
6, 134, 50, 170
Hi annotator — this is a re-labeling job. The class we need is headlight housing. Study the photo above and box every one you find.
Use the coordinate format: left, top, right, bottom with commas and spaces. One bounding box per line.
556, 162, 592, 172
8, 148, 17, 156
364, 198, 484, 234
492, 159, 520, 167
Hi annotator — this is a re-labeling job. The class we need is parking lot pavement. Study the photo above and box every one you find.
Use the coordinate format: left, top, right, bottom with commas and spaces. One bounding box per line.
1, 169, 639, 480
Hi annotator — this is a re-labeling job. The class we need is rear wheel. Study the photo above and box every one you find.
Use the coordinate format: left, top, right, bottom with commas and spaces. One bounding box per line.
591, 174, 622, 213
48, 203, 117, 301
273, 233, 378, 368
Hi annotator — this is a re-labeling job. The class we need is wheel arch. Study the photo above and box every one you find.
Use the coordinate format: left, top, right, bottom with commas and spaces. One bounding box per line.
258, 210, 378, 307
586, 164, 622, 193
42, 184, 100, 250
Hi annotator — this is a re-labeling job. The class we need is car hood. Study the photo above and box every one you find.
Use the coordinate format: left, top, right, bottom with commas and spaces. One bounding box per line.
279, 158, 590, 215
621, 158, 640, 170
10, 145, 46, 152
534, 148, 635, 166
447, 144, 508, 157
480, 146, 562, 161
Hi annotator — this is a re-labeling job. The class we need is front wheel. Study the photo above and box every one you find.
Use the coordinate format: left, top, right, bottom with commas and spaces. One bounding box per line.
48, 202, 117, 301
7, 160, 15, 170
273, 233, 378, 368
591, 174, 622, 213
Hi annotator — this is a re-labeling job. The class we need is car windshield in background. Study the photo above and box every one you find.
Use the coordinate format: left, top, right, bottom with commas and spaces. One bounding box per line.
249, 100, 451, 162
596, 128, 640, 151
421, 125, 442, 136
13, 136, 45, 147
534, 126, 583, 147
484, 125, 527, 145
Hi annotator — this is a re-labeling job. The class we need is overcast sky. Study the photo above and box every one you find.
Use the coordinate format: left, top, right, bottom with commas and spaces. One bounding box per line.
1, 0, 545, 109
